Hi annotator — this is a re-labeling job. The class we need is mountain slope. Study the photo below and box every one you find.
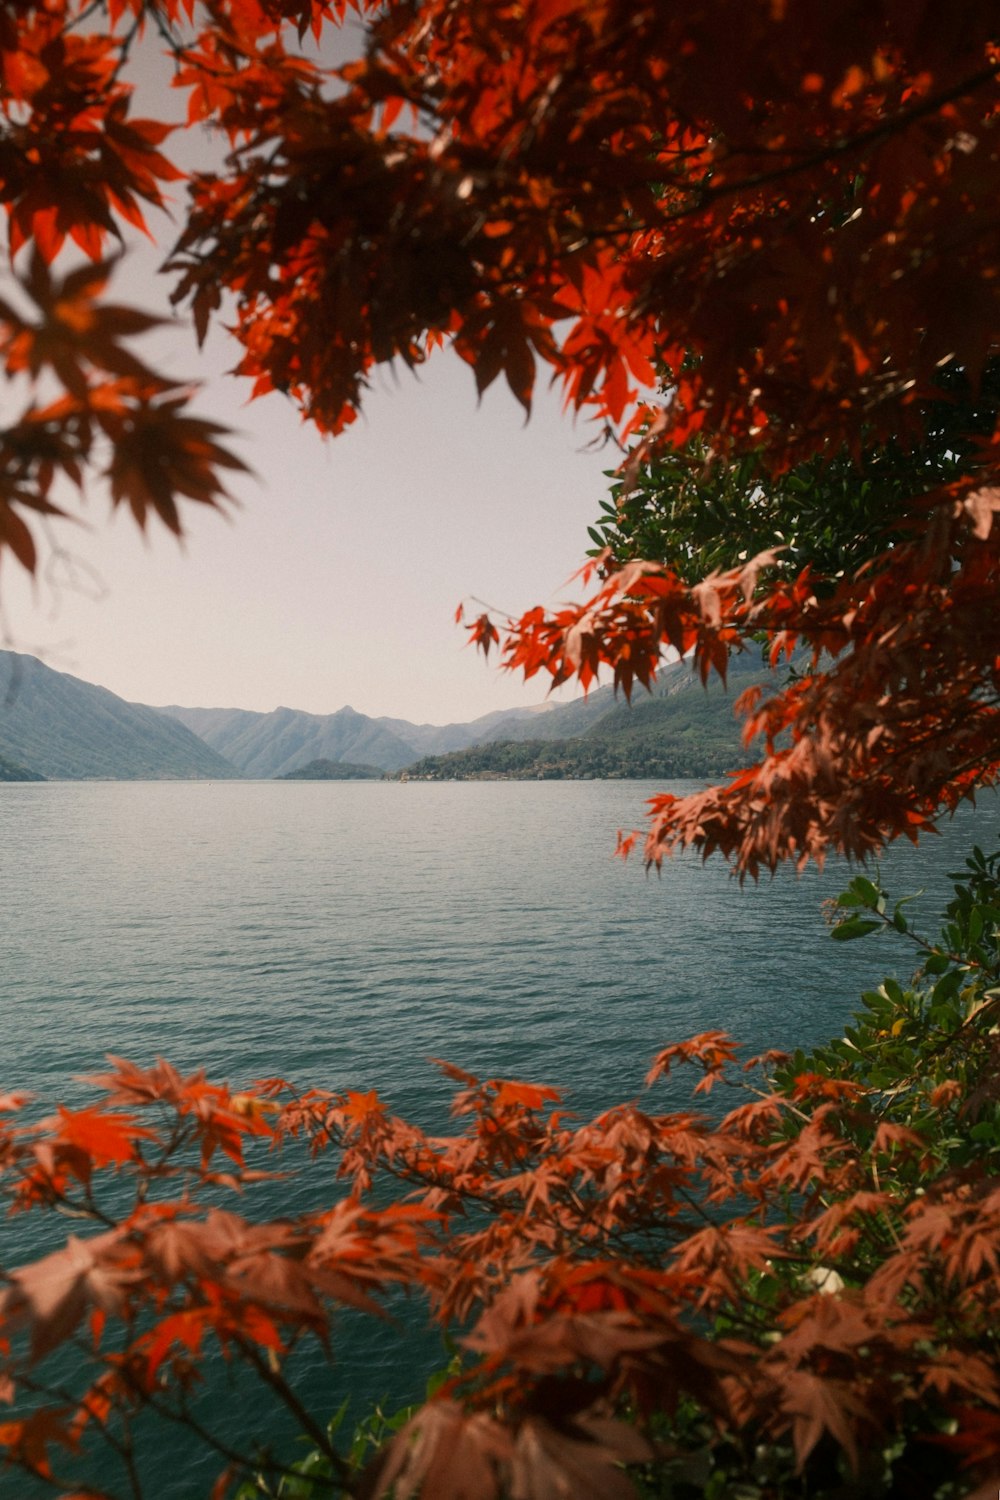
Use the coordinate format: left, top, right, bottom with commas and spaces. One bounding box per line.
158, 700, 591, 775
157, 653, 774, 777
398, 656, 777, 780
278, 759, 383, 780
0, 750, 44, 781
0, 653, 238, 780
159, 703, 419, 776
472, 652, 769, 745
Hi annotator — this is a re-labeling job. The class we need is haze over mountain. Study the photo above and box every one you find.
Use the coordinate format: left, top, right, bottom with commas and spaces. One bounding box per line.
157, 699, 589, 776
157, 690, 617, 775
0, 653, 237, 780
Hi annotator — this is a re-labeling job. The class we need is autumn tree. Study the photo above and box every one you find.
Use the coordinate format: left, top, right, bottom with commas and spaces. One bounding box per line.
4, 1, 1000, 1497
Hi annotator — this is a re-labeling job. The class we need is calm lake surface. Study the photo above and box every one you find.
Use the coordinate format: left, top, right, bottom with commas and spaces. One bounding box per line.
2, 780, 997, 1493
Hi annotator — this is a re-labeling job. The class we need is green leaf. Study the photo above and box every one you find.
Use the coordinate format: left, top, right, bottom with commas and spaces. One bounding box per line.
326, 1399, 350, 1438
932, 970, 963, 1004
831, 917, 881, 941
851, 876, 882, 909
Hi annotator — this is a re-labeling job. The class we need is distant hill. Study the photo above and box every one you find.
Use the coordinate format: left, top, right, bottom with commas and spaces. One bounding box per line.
156, 651, 779, 780
159, 703, 420, 776
0, 648, 783, 784
156, 699, 580, 775
278, 759, 383, 780
398, 655, 777, 780
0, 653, 238, 780
0, 750, 44, 781
153, 658, 750, 776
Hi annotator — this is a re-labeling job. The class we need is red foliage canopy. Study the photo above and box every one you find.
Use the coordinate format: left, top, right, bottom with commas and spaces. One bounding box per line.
2, 1012, 1000, 1497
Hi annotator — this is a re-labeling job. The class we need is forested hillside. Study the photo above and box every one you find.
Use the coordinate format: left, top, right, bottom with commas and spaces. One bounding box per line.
156, 657, 755, 774
278, 759, 383, 780
402, 660, 769, 778
0, 750, 44, 781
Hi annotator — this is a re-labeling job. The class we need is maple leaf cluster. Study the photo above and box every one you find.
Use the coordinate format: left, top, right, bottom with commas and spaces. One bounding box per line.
0, 5, 255, 562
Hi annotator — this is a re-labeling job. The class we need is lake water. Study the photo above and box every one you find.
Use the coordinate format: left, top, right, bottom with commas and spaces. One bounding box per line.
2, 780, 996, 1494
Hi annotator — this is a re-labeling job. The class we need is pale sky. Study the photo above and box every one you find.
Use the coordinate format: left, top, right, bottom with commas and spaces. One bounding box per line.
0, 23, 623, 726
3, 304, 616, 723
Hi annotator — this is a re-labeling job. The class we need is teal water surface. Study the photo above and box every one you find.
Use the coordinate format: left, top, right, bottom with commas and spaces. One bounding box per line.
2, 780, 996, 1495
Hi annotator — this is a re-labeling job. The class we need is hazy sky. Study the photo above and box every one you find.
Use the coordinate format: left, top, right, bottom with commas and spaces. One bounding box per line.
4, 300, 615, 723
0, 22, 622, 726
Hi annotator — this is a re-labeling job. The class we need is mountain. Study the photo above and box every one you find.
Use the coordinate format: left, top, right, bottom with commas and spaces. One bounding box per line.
0, 647, 782, 783
278, 759, 384, 780
0, 750, 44, 781
153, 668, 672, 777
157, 652, 776, 778
396, 655, 778, 780
156, 700, 570, 775
0, 653, 238, 780
158, 703, 420, 776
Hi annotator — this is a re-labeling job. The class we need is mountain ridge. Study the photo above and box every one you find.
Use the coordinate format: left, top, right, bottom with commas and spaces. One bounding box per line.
156, 653, 772, 778
0, 653, 239, 780
0, 649, 777, 781
396, 656, 773, 781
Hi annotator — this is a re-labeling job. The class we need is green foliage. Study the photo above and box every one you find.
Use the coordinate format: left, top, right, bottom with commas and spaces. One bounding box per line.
278, 760, 384, 780
625, 842, 1000, 1499
231, 1360, 461, 1498
631, 1407, 952, 1500
263, 844, 1000, 1500
588, 365, 1000, 585
780, 844, 1000, 1158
